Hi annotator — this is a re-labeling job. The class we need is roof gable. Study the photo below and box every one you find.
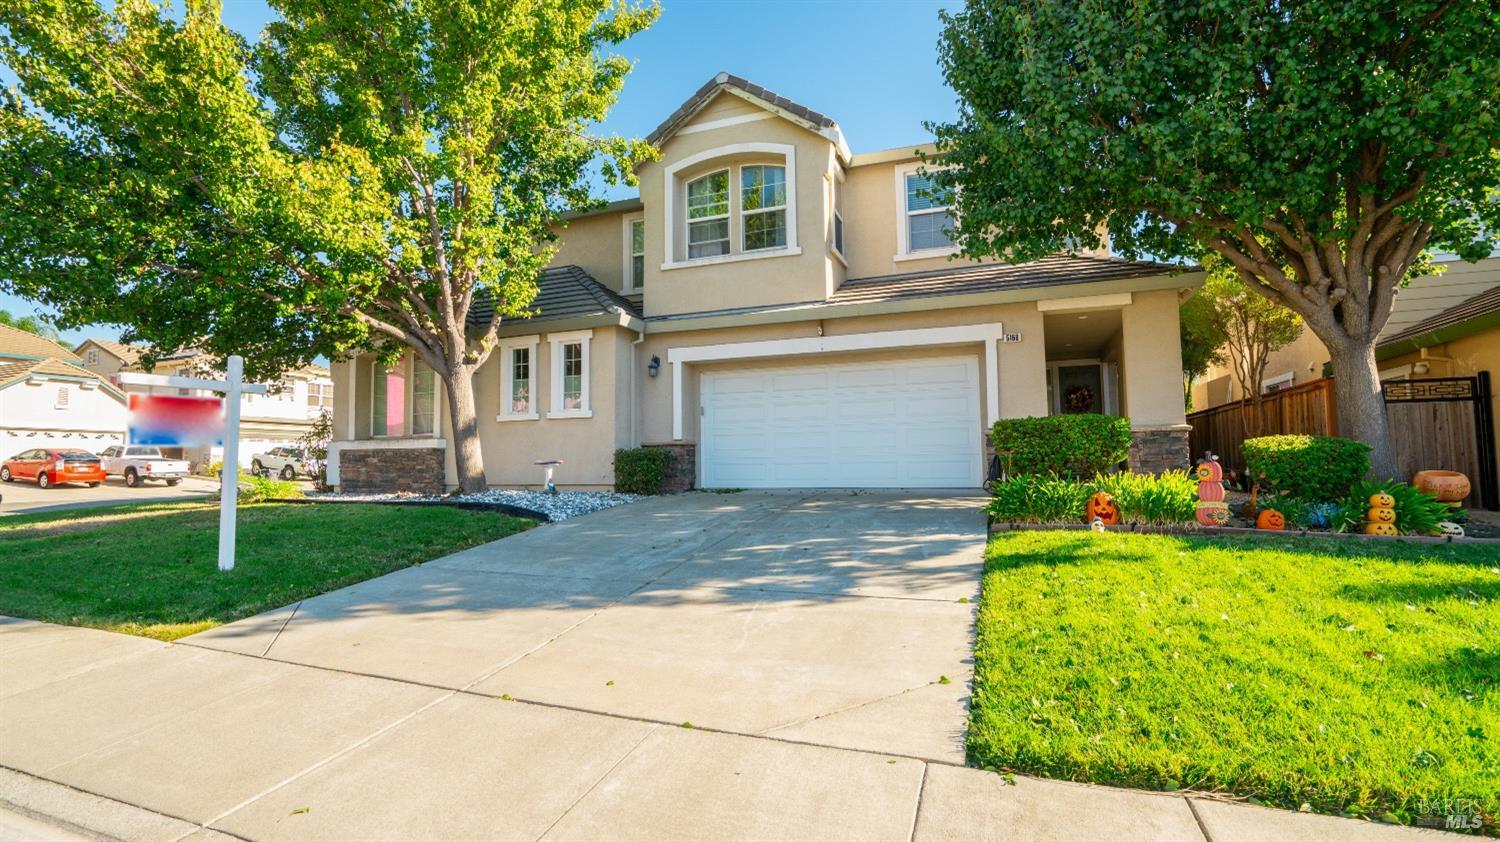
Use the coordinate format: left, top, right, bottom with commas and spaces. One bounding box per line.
648, 73, 850, 162
74, 337, 146, 365
0, 355, 126, 399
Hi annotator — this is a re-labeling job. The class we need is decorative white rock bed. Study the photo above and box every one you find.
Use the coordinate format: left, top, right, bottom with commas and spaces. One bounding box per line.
308, 489, 640, 521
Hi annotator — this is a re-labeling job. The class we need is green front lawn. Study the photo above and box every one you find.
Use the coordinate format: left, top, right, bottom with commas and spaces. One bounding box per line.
0, 502, 534, 640
972, 531, 1498, 830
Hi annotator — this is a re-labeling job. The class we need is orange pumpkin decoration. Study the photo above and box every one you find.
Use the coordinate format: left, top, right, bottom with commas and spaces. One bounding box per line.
1367, 506, 1397, 524
1412, 470, 1470, 503
1086, 491, 1120, 525
1364, 522, 1399, 537
1195, 501, 1230, 526
1369, 492, 1396, 509
1255, 508, 1286, 530
1198, 479, 1226, 503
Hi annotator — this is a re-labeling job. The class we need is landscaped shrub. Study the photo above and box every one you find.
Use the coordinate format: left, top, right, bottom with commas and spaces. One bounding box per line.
987, 475, 1091, 523
1334, 480, 1458, 536
991, 415, 1132, 478
237, 472, 303, 503
1090, 470, 1197, 525
613, 447, 671, 495
1242, 435, 1370, 502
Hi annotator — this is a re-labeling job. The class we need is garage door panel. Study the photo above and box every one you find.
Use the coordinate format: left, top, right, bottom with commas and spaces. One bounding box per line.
702, 356, 981, 489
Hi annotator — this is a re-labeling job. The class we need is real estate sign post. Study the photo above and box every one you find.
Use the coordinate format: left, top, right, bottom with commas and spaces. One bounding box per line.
118, 355, 267, 571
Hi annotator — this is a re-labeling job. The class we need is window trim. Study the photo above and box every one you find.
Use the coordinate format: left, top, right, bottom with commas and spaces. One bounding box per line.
497, 335, 540, 422
368, 356, 441, 438
547, 330, 593, 419
661, 142, 799, 270
622, 215, 646, 292
893, 162, 959, 260
739, 163, 788, 253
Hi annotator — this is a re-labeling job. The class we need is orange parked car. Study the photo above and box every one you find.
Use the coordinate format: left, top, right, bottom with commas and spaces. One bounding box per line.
0, 448, 106, 489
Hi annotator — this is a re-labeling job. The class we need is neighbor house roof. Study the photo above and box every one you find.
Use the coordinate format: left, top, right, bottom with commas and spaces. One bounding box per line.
75, 337, 146, 365
0, 354, 125, 397
0, 323, 78, 362
828, 255, 1192, 306
1377, 283, 1500, 359
468, 265, 641, 328
647, 72, 850, 161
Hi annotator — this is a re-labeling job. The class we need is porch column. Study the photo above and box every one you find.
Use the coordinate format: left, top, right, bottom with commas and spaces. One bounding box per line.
996, 304, 1048, 420
1120, 289, 1190, 472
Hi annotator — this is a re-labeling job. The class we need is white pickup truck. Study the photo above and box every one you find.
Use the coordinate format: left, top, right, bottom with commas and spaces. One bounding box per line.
98, 445, 191, 487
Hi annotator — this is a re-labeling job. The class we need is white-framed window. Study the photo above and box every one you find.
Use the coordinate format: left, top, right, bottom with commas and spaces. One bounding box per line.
895, 163, 957, 258
498, 335, 539, 421
412, 364, 437, 435
827, 171, 846, 261
623, 216, 645, 291
1261, 371, 1295, 394
686, 169, 730, 259
740, 164, 787, 252
306, 381, 333, 408
547, 330, 592, 418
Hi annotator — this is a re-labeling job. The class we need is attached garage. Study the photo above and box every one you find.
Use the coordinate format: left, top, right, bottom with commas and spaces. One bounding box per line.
700, 356, 983, 488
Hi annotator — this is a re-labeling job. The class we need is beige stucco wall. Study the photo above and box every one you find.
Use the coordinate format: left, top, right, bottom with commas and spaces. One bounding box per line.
1119, 288, 1187, 427
548, 210, 630, 294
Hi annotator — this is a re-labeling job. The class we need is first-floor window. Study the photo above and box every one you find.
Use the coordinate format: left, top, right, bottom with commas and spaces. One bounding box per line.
548, 331, 591, 417
499, 337, 539, 420
371, 362, 406, 437
510, 347, 531, 413
412, 364, 436, 435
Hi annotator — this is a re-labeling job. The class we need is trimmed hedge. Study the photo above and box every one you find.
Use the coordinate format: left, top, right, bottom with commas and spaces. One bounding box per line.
1242, 435, 1370, 502
992, 415, 1132, 478
613, 447, 671, 495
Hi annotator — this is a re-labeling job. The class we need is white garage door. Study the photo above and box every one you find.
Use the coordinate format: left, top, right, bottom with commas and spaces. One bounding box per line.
700, 356, 983, 488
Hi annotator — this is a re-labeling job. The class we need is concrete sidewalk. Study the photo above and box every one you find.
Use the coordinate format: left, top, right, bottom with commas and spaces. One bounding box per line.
0, 492, 1469, 840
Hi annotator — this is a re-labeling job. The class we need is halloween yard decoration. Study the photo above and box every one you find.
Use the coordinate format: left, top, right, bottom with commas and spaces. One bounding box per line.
1195, 454, 1230, 527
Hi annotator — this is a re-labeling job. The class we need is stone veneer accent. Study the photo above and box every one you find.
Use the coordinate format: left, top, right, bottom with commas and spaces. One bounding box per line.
1128, 426, 1191, 475
642, 443, 696, 493
338, 447, 446, 495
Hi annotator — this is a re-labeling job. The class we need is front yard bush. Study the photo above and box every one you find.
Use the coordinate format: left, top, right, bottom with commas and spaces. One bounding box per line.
988, 471, 1195, 525
1243, 434, 1370, 502
237, 472, 302, 502
992, 414, 1132, 477
613, 447, 671, 495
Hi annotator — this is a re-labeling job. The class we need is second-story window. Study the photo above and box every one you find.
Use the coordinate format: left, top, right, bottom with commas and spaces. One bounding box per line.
686, 170, 730, 258
903, 171, 956, 253
629, 219, 645, 288
741, 165, 787, 251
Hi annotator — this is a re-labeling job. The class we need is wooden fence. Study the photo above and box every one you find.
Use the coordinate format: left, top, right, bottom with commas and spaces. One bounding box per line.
1186, 378, 1338, 479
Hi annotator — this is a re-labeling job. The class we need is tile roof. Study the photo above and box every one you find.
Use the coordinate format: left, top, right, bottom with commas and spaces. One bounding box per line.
0, 355, 123, 396
468, 265, 641, 328
0, 323, 77, 361
647, 72, 839, 148
76, 337, 146, 365
1378, 283, 1500, 349
829, 255, 1191, 306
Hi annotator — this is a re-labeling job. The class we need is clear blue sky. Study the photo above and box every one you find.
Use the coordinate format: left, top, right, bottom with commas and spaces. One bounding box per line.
1, 0, 960, 345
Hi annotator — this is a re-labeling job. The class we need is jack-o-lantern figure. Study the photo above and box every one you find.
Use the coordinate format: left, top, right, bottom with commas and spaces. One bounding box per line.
1085, 491, 1119, 525
1367, 506, 1397, 524
1195, 501, 1230, 526
1364, 521, 1399, 536
1369, 492, 1396, 509
1255, 508, 1286, 530
1436, 521, 1465, 538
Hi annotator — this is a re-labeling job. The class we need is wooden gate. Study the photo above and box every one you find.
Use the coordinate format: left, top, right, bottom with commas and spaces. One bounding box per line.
1383, 373, 1498, 510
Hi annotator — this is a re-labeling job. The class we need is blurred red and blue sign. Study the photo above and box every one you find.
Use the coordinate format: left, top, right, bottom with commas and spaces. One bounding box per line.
127, 394, 224, 446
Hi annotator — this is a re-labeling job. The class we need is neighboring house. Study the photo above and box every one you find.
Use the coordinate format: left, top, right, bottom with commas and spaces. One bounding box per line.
1190, 256, 1500, 408
0, 324, 128, 459
76, 340, 334, 470
328, 73, 1204, 493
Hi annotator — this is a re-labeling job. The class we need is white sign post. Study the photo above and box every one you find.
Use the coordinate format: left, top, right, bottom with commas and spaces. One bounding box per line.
117, 354, 267, 571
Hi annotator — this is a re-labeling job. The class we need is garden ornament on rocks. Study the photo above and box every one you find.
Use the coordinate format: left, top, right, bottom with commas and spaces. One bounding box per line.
1195, 453, 1230, 527
1090, 516, 1107, 533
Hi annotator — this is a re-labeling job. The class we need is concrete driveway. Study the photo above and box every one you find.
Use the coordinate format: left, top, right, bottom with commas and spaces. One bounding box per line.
1, 492, 1448, 841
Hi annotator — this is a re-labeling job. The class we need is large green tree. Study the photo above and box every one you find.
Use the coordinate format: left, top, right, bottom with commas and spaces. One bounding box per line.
0, 0, 656, 492
930, 0, 1499, 479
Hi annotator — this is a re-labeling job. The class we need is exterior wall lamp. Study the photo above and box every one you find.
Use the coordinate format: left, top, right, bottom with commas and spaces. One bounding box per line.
648, 355, 661, 378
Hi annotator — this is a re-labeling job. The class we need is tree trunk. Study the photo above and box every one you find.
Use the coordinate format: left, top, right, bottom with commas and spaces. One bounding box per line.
1326, 339, 1401, 480
444, 364, 488, 493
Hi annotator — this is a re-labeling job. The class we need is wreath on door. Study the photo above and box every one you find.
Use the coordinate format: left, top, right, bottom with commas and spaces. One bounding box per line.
1064, 384, 1096, 413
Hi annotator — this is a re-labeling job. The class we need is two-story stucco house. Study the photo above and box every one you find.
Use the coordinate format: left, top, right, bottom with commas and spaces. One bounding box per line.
326, 74, 1203, 493
76, 339, 334, 471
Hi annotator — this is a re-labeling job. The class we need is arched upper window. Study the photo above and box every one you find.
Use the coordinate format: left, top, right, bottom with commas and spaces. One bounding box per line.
686, 170, 730, 258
